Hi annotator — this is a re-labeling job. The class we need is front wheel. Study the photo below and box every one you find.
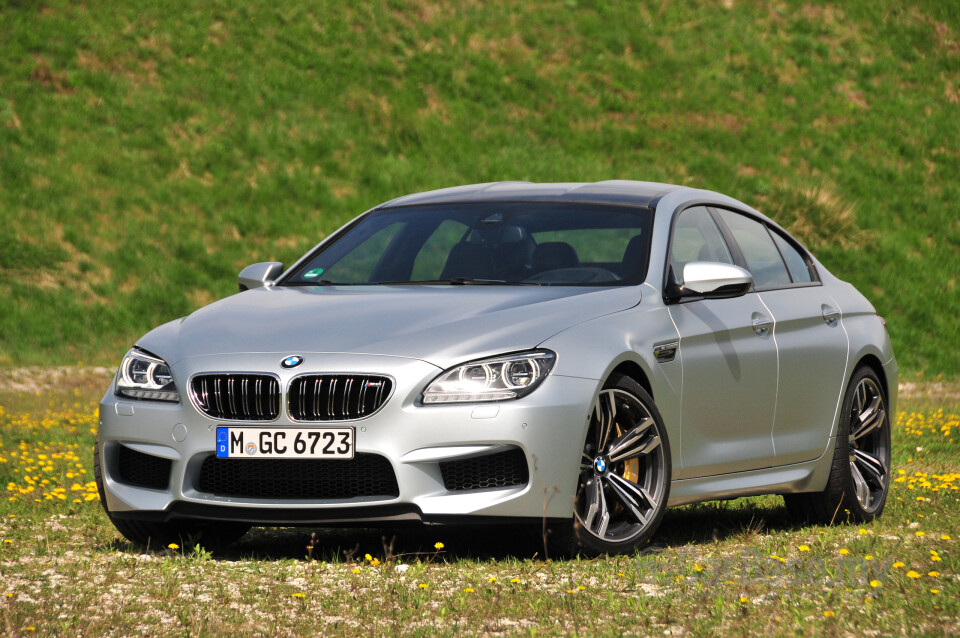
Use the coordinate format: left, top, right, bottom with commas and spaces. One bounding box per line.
784, 367, 891, 524
550, 374, 671, 556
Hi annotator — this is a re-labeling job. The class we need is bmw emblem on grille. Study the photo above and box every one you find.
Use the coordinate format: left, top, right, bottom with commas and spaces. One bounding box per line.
594, 457, 607, 473
281, 355, 303, 369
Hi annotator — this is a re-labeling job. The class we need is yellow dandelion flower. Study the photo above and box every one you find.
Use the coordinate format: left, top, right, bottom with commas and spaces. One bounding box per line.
464, 587, 475, 593
566, 589, 575, 594
906, 570, 922, 579
870, 580, 880, 588
576, 585, 585, 590
930, 589, 940, 594
858, 528, 868, 535
292, 592, 305, 599
942, 534, 951, 540
864, 555, 874, 561
931, 555, 942, 562
370, 558, 380, 567
928, 571, 940, 577
838, 548, 850, 555
418, 583, 428, 589
434, 542, 444, 550
916, 531, 925, 537
167, 543, 179, 550
740, 596, 750, 603
617, 572, 626, 578
364, 553, 373, 562
488, 577, 497, 583
893, 561, 905, 568
352, 567, 361, 574
823, 611, 835, 618
798, 545, 810, 552
510, 578, 522, 584
3, 540, 12, 544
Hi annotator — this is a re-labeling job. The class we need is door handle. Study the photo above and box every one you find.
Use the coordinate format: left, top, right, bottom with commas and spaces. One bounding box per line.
751, 312, 772, 336
822, 305, 840, 326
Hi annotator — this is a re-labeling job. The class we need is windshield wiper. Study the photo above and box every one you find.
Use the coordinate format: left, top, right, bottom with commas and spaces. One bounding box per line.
284, 279, 349, 286
369, 278, 543, 286
447, 277, 542, 286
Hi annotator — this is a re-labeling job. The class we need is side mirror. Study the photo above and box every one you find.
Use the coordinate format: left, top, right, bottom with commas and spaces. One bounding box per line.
238, 262, 284, 292
680, 262, 753, 298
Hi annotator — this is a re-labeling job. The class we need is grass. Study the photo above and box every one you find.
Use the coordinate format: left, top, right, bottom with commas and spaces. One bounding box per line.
0, 373, 957, 636
0, 0, 959, 376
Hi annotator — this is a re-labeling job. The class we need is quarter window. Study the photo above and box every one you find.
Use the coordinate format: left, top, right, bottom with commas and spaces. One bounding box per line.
715, 209, 791, 288
771, 231, 815, 283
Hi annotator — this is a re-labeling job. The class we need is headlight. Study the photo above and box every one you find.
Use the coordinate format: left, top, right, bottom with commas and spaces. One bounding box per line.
422, 350, 556, 404
115, 349, 179, 402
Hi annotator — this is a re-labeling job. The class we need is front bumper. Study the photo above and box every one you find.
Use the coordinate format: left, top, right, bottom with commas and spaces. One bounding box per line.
98, 352, 597, 524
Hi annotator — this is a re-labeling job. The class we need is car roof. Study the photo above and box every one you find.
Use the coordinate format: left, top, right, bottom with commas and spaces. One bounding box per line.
378, 180, 684, 209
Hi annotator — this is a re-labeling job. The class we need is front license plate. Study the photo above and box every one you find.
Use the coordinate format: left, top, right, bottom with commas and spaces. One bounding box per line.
215, 427, 354, 459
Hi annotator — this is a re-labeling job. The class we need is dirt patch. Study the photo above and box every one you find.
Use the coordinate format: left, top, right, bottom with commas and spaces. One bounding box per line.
898, 382, 960, 400
0, 366, 114, 394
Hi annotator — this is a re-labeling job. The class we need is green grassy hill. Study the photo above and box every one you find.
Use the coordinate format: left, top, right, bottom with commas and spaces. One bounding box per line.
1, 0, 958, 377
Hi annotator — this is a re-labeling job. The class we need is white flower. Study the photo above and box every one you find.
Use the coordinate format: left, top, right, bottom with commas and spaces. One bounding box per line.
394, 564, 410, 573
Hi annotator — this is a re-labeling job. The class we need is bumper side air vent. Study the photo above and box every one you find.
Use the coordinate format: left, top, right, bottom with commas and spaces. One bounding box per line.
116, 445, 172, 490
439, 448, 529, 492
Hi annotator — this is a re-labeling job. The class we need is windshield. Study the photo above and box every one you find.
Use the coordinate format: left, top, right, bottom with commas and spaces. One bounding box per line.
282, 202, 653, 286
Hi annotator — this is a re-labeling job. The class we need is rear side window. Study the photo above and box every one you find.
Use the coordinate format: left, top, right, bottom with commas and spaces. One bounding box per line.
771, 231, 815, 283
715, 209, 791, 288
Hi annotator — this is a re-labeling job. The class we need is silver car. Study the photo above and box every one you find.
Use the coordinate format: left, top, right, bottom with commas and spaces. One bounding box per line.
96, 181, 896, 555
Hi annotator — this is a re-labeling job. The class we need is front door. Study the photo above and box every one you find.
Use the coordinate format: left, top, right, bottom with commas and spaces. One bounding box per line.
670, 296, 778, 478
665, 205, 778, 479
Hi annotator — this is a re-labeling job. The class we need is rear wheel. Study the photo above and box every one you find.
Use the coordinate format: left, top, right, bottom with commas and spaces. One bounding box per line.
549, 374, 671, 556
784, 367, 890, 524
94, 444, 250, 549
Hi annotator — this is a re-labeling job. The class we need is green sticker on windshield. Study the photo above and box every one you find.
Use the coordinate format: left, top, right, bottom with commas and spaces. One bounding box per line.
303, 268, 324, 279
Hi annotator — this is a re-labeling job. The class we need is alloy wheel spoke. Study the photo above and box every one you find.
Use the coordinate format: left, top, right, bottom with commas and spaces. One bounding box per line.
853, 448, 886, 488
606, 473, 654, 526
582, 478, 599, 530
850, 461, 871, 508
593, 390, 617, 452
855, 381, 866, 414
581, 477, 611, 538
581, 452, 594, 471
606, 417, 656, 463
609, 432, 659, 465
594, 480, 611, 537
851, 396, 884, 442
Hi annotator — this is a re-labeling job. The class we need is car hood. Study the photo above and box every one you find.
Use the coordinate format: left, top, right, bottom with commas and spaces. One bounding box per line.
137, 285, 641, 369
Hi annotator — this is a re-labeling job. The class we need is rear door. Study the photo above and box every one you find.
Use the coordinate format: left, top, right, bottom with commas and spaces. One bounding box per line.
712, 209, 849, 466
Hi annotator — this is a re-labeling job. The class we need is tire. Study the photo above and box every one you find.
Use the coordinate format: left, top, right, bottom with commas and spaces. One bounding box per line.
94, 443, 250, 549
784, 367, 891, 525
548, 373, 671, 557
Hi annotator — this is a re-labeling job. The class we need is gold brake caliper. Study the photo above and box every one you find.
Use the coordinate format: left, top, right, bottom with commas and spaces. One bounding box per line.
615, 422, 640, 483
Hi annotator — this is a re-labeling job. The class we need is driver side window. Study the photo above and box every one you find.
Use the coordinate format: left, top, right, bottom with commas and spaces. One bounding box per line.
669, 206, 733, 285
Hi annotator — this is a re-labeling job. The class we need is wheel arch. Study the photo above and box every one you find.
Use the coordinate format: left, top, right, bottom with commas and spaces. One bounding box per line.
608, 359, 654, 400
854, 353, 890, 402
